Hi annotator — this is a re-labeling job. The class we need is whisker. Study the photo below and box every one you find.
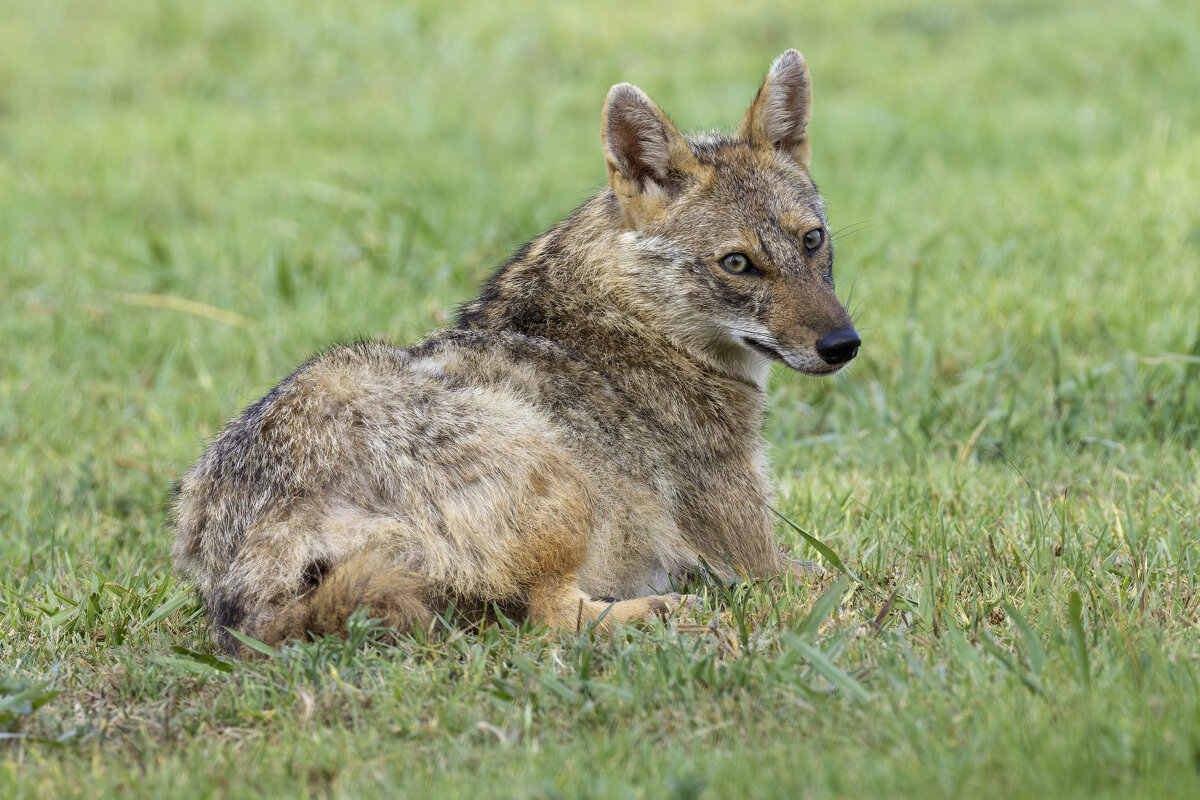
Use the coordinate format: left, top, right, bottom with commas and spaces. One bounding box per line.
831, 219, 876, 241
844, 276, 859, 307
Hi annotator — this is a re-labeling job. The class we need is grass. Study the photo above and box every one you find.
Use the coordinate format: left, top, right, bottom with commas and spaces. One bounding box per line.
2, 0, 1199, 796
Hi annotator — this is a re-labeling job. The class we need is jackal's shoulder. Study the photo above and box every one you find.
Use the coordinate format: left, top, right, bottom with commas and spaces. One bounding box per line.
307, 331, 593, 385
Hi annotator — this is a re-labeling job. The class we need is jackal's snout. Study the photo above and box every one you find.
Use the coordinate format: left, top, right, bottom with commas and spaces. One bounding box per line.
816, 327, 861, 366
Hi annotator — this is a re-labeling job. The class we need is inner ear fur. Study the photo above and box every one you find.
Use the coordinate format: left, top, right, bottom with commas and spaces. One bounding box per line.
602, 83, 696, 222
737, 49, 813, 169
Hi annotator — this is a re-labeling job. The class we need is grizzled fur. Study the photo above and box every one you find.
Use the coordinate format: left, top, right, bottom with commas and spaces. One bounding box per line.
173, 50, 859, 655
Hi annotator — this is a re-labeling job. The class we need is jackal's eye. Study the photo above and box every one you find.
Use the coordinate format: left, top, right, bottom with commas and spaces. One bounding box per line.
806, 227, 825, 253
803, 228, 824, 252
720, 252, 754, 274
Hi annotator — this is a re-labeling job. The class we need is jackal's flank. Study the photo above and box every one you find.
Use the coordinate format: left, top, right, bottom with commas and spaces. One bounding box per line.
172, 50, 861, 654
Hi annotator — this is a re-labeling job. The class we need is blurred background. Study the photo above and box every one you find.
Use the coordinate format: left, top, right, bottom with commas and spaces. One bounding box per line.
1, 0, 1197, 569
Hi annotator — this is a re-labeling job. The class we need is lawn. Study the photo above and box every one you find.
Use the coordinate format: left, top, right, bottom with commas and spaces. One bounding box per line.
2, 0, 1199, 796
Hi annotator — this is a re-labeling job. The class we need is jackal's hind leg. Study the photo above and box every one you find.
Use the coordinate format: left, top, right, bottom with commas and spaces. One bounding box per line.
240, 552, 437, 655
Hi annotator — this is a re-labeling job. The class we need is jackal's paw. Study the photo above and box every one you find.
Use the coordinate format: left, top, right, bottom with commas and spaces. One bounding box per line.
647, 592, 699, 617
788, 559, 830, 583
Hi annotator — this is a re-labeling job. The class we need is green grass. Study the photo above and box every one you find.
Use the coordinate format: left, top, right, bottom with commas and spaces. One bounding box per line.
3, 0, 1199, 796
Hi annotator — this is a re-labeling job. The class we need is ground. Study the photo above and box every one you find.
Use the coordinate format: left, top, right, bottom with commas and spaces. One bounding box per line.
2, 0, 1198, 797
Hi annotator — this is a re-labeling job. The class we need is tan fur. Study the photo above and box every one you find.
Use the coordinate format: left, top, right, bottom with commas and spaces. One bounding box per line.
172, 50, 859, 655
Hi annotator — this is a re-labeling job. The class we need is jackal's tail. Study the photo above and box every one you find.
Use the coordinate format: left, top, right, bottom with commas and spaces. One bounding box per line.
242, 552, 437, 656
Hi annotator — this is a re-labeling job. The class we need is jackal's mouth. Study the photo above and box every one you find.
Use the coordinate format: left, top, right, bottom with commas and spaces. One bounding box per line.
742, 336, 843, 376
742, 337, 784, 362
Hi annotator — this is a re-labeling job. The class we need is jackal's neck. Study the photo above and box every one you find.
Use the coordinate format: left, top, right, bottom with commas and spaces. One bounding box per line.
454, 191, 768, 442
456, 191, 619, 337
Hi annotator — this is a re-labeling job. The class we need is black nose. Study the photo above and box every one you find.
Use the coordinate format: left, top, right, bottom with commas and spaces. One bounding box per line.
816, 327, 861, 365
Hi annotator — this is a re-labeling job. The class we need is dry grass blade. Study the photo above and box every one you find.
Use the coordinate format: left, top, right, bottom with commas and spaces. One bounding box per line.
114, 292, 254, 328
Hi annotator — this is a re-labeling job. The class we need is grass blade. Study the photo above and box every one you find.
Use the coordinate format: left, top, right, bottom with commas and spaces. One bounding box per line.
225, 628, 280, 659
0, 680, 61, 733
978, 631, 1043, 695
136, 590, 192, 631
785, 635, 870, 702
509, 653, 578, 703
1002, 602, 1048, 677
169, 645, 235, 673
770, 506, 855, 577
1067, 590, 1090, 690
794, 577, 849, 642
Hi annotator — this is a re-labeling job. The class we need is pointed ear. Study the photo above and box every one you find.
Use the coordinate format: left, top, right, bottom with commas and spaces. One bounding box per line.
737, 49, 813, 169
602, 83, 696, 224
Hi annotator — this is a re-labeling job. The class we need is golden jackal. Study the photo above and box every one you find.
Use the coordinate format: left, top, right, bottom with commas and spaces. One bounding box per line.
173, 50, 861, 654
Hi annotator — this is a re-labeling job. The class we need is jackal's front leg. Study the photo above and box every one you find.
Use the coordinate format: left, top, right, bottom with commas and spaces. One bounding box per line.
528, 580, 694, 633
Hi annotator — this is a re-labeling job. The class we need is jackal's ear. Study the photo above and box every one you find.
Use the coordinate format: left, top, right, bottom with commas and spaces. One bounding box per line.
738, 49, 813, 169
602, 83, 696, 224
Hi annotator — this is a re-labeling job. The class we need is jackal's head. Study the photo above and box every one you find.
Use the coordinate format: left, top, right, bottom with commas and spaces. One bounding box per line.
602, 50, 859, 377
